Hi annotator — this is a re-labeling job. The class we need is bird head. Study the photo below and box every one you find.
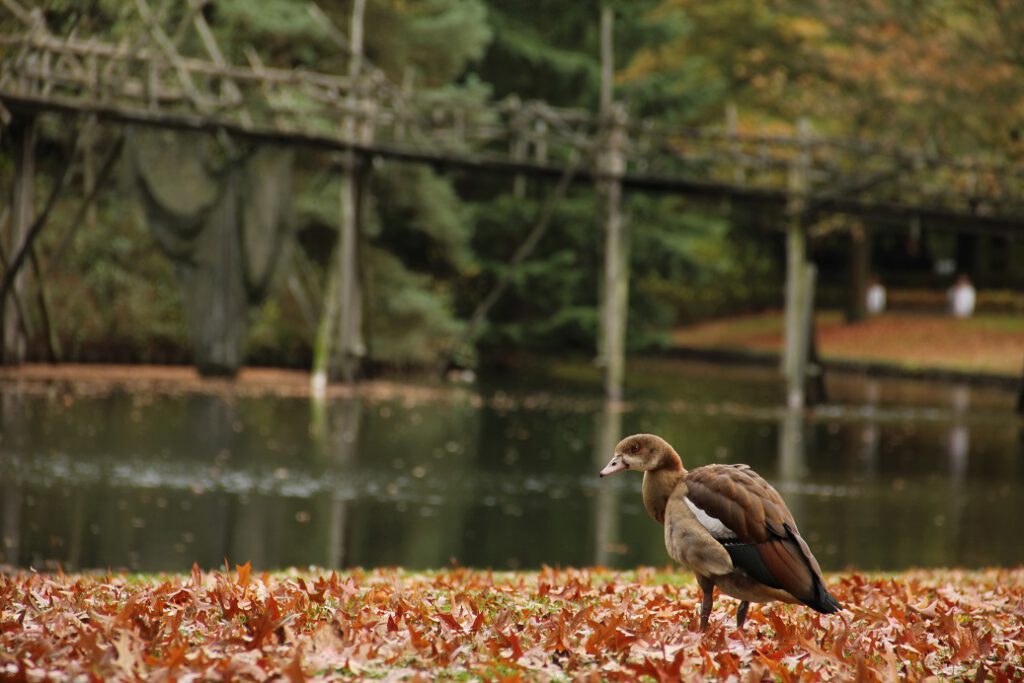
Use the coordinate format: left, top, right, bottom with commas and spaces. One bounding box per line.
599, 433, 680, 476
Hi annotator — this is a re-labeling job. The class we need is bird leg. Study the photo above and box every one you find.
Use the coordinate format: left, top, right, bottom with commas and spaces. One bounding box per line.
697, 575, 715, 632
736, 600, 750, 629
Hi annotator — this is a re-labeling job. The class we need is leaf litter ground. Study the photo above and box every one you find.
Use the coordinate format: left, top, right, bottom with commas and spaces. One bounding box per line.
2, 565, 1022, 681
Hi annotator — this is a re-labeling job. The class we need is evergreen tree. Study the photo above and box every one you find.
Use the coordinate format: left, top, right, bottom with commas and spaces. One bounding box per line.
462, 1, 777, 355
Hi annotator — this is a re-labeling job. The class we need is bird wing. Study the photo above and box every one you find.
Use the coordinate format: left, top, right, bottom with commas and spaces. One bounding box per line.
663, 483, 734, 577
684, 464, 840, 612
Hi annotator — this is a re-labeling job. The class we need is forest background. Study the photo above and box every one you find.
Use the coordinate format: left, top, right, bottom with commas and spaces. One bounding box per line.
2, 0, 1022, 373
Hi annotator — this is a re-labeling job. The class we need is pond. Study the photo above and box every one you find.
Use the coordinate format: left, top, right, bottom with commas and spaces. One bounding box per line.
1, 359, 1021, 573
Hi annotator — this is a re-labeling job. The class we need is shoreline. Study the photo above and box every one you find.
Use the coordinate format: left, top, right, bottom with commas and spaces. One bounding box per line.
0, 363, 463, 401
0, 353, 1021, 398
665, 345, 1023, 391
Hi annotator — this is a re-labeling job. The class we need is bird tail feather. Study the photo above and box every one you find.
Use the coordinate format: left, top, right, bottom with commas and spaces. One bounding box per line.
807, 580, 843, 614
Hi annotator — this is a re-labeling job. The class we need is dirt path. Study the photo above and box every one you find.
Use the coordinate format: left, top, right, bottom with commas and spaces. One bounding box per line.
3, 313, 1023, 392
0, 363, 463, 402
674, 312, 1024, 376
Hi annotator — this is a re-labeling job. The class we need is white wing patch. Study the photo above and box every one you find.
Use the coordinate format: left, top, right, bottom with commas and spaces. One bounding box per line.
685, 497, 737, 540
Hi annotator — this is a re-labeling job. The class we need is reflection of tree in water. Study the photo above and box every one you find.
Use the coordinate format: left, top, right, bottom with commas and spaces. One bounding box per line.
2, 370, 1023, 572
1, 392, 22, 566
344, 397, 480, 569
945, 385, 970, 565
860, 380, 881, 474
313, 396, 361, 568
198, 396, 259, 568
225, 394, 366, 570
948, 385, 970, 482
777, 410, 805, 482
593, 400, 623, 566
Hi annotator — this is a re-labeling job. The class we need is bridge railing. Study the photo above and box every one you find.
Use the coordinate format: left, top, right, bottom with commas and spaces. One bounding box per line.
1, 12, 1022, 222
0, 28, 598, 159
623, 121, 1024, 217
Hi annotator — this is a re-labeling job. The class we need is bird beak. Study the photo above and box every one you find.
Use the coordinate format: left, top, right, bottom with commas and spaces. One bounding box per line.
599, 453, 628, 477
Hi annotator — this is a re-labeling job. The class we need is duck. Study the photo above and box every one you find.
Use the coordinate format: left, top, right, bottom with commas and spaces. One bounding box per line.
599, 433, 841, 631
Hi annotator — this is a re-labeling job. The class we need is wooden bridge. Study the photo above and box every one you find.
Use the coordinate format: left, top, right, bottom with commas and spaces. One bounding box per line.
3, 9, 1022, 226
2, 0, 1023, 405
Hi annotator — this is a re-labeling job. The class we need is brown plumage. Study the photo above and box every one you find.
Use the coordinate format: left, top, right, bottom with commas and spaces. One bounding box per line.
600, 433, 841, 631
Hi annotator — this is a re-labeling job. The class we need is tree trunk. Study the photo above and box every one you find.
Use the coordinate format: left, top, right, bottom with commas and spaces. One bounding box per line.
847, 222, 870, 323
3, 116, 36, 365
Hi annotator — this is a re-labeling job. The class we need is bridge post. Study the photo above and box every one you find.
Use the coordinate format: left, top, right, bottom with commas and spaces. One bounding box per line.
312, 0, 367, 394
783, 118, 812, 408
597, 104, 629, 402
510, 98, 527, 199
1017, 358, 1024, 415
596, 5, 630, 402
726, 103, 746, 185
310, 166, 366, 392
2, 115, 36, 365
335, 155, 366, 384
846, 221, 870, 322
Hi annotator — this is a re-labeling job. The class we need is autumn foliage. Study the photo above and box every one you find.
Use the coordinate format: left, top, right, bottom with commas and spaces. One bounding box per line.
2, 565, 1022, 681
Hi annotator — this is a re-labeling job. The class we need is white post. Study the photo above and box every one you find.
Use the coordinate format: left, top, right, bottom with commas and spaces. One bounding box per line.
598, 106, 629, 402
596, 6, 630, 402
783, 118, 811, 408
312, 0, 367, 394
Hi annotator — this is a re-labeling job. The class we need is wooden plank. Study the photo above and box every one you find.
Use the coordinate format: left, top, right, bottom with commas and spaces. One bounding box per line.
0, 0, 33, 25
0, 35, 355, 90
134, 0, 215, 114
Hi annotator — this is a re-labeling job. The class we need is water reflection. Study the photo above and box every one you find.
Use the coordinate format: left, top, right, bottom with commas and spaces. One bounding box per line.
777, 408, 807, 526
317, 397, 360, 568
858, 380, 881, 475
593, 400, 623, 566
1, 361, 1022, 572
948, 385, 970, 483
